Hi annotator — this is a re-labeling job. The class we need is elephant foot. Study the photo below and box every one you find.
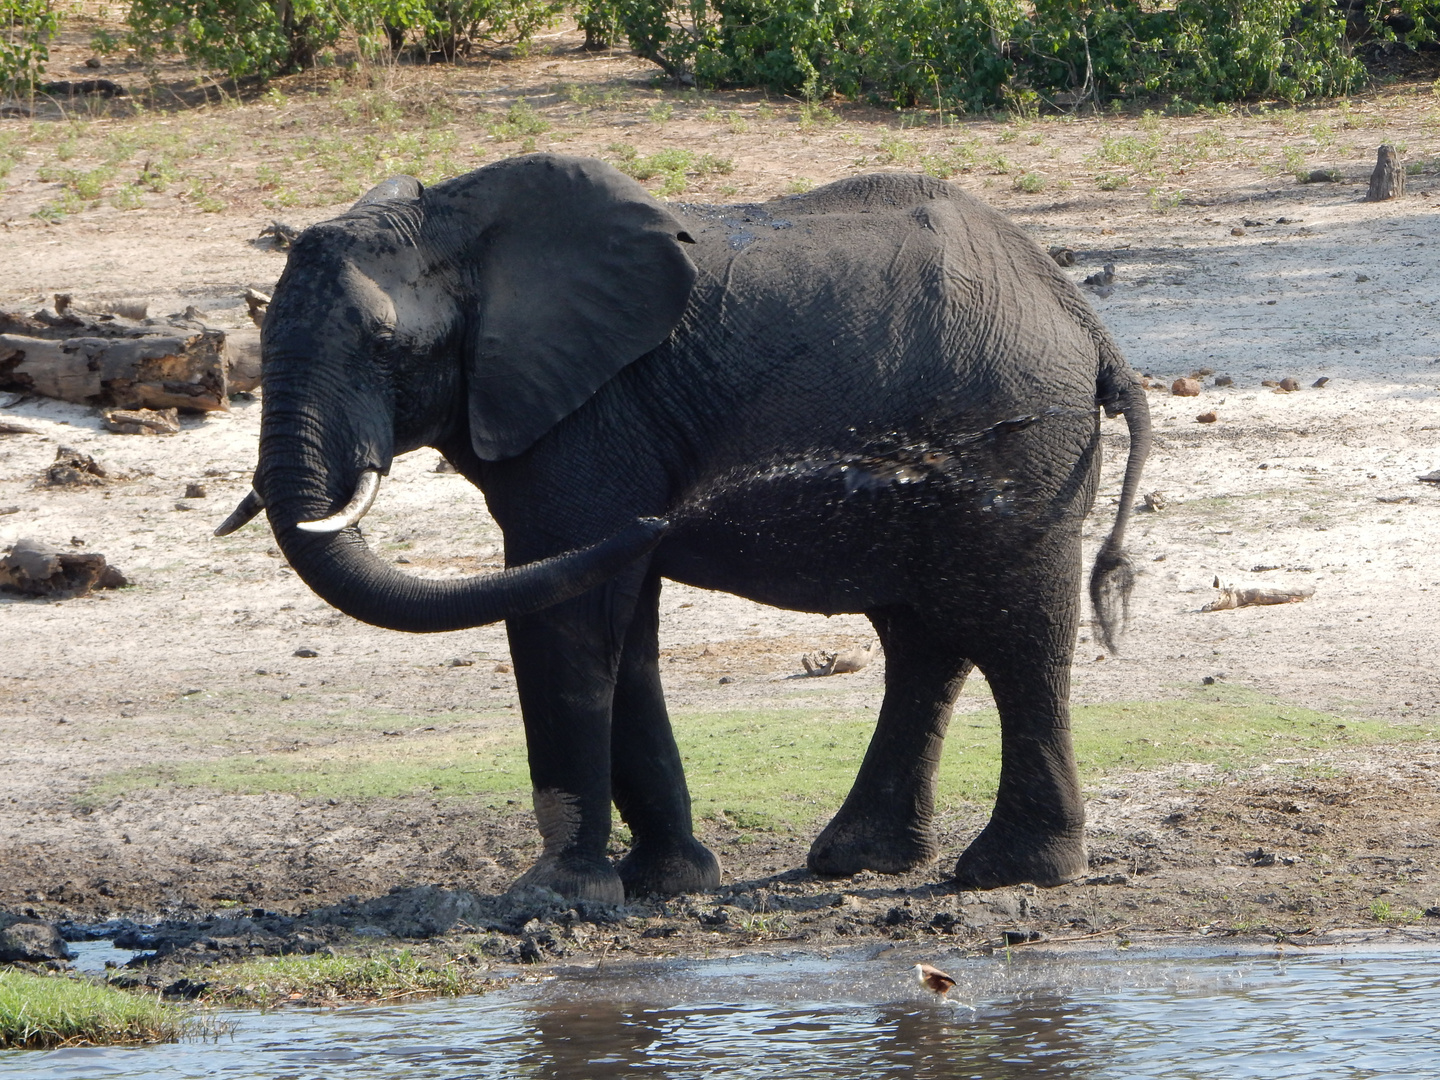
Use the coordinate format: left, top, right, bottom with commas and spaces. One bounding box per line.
618, 837, 721, 898
952, 823, 1087, 890
512, 854, 625, 906
807, 809, 939, 877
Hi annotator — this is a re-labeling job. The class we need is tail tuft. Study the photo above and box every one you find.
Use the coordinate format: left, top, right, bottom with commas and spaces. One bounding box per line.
1089, 542, 1135, 654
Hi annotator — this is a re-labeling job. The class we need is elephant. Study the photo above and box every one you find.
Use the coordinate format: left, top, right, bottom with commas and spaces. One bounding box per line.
218, 154, 1151, 904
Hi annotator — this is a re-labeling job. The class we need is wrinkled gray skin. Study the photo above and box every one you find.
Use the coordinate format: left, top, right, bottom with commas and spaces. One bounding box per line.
241, 155, 1151, 904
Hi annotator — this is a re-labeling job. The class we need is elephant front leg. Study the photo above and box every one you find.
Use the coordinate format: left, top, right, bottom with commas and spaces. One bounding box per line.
611, 573, 721, 897
809, 608, 972, 877
506, 599, 628, 906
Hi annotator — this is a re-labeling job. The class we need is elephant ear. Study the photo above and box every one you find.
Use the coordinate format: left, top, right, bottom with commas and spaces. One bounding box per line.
442, 155, 697, 461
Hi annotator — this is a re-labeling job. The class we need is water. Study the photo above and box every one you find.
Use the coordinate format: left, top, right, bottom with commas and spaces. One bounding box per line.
65, 940, 144, 974
6, 948, 1440, 1078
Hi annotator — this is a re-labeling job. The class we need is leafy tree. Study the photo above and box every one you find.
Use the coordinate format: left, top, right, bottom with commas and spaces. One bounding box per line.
1, 0, 60, 94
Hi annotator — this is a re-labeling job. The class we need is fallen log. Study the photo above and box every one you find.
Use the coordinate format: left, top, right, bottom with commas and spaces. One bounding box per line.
800, 642, 877, 676
0, 308, 228, 412
1201, 581, 1313, 612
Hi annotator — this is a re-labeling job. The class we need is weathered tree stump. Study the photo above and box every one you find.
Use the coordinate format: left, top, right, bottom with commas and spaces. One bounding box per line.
0, 538, 128, 598
0, 307, 228, 411
1367, 144, 1404, 202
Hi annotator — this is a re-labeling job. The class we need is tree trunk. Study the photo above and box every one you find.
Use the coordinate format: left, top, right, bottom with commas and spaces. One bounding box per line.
0, 308, 229, 411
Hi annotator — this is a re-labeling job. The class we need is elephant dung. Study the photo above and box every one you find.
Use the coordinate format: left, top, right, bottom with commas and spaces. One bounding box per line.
0, 537, 128, 598
43, 445, 107, 486
1196, 411, 1217, 424
1171, 377, 1202, 397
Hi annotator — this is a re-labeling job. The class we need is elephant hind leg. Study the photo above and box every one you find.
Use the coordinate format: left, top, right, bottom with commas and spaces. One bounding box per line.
612, 571, 721, 898
808, 607, 972, 877
953, 595, 1089, 890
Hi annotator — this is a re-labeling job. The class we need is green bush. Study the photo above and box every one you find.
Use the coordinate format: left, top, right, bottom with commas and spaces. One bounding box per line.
388, 0, 563, 62
1022, 0, 1365, 105
1, 0, 59, 95
125, 0, 349, 79
611, 0, 1435, 109
124, 0, 560, 80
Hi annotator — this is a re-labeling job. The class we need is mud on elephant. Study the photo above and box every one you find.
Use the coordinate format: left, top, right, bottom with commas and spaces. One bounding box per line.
219, 154, 1151, 904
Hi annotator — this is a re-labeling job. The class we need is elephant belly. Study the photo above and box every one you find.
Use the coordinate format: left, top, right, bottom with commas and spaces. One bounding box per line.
653, 439, 1070, 616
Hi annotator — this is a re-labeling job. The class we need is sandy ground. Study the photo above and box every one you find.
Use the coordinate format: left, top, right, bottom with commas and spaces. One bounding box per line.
5, 27, 1440, 962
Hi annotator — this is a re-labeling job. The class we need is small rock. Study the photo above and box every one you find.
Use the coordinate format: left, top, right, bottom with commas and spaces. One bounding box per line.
1084, 874, 1130, 886
1143, 491, 1168, 512
1171, 377, 1202, 397
293, 647, 318, 658
1304, 168, 1340, 183
1213, 375, 1233, 387
1355, 274, 1370, 283
718, 675, 734, 684
1196, 411, 1217, 424
1193, 367, 1214, 377
493, 662, 512, 674
1231, 227, 1246, 236
184, 483, 207, 498
0, 912, 74, 962
1312, 377, 1330, 388
447, 657, 474, 667
1048, 246, 1075, 266
434, 458, 458, 473
1261, 379, 1279, 387
1277, 378, 1300, 392
396, 556, 411, 564
85, 56, 102, 68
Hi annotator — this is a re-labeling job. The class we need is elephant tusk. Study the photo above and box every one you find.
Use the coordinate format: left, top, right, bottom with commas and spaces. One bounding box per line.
296, 470, 381, 533
213, 488, 266, 537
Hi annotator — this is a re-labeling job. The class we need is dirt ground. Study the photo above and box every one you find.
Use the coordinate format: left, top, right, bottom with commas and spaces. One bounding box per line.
6, 19, 1440, 968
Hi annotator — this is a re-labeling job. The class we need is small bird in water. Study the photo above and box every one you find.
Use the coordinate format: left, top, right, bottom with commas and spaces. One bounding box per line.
915, 963, 957, 997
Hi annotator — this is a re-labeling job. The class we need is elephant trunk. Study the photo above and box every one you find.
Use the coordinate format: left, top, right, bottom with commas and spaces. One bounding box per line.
258, 368, 664, 634
269, 514, 667, 634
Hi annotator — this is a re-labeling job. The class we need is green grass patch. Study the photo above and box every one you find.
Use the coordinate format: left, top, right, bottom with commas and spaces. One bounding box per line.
191, 950, 495, 1007
84, 720, 531, 804
606, 144, 733, 195
0, 970, 195, 1049
84, 688, 1435, 838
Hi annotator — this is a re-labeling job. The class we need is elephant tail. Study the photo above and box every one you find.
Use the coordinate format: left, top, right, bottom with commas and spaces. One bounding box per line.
1090, 346, 1152, 653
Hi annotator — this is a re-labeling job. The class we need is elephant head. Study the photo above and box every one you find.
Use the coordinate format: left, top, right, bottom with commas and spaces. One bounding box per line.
220, 155, 697, 632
